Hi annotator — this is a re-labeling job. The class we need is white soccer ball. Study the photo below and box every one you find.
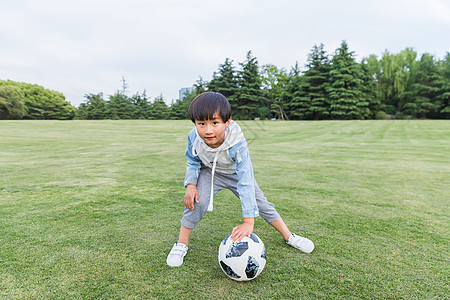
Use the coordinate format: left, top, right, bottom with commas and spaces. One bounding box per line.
218, 233, 266, 281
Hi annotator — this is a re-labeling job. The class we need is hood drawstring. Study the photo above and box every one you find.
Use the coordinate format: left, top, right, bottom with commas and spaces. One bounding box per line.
208, 151, 219, 211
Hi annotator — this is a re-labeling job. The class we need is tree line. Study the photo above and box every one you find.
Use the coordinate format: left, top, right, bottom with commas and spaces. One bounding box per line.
204, 42, 449, 120
1, 41, 449, 120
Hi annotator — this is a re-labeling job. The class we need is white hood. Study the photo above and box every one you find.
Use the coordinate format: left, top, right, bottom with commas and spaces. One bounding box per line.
193, 120, 244, 174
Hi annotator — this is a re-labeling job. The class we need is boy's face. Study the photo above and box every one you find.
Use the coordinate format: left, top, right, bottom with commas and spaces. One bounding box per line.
195, 112, 231, 149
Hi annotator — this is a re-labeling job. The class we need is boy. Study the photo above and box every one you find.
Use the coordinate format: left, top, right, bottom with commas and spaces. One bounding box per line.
167, 92, 314, 267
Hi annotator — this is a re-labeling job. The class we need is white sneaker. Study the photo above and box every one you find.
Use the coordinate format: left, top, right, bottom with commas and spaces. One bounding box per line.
286, 233, 315, 253
166, 242, 188, 267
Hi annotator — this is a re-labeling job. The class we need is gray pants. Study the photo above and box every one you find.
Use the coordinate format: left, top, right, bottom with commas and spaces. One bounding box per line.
181, 166, 281, 229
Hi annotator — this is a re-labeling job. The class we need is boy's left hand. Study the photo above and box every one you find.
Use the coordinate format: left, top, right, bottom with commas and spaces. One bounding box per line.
231, 218, 254, 243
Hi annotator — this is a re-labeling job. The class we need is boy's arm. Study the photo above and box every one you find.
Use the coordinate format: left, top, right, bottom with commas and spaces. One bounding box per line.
183, 130, 201, 210
232, 139, 260, 219
184, 130, 201, 187
230, 139, 259, 242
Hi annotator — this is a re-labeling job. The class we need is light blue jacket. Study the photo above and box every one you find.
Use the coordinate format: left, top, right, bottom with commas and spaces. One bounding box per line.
184, 121, 260, 218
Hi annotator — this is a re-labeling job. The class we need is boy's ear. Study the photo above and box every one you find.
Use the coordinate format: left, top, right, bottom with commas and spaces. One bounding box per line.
225, 118, 231, 127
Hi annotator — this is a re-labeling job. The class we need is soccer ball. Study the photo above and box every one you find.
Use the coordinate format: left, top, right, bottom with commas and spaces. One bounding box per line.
218, 233, 266, 281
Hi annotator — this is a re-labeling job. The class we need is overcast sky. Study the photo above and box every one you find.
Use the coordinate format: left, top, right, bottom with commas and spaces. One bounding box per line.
1, 0, 449, 107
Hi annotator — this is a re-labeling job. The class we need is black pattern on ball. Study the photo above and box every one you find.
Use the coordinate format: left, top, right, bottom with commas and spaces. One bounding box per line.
245, 256, 259, 279
225, 242, 248, 258
222, 233, 231, 245
249, 233, 259, 243
220, 261, 241, 279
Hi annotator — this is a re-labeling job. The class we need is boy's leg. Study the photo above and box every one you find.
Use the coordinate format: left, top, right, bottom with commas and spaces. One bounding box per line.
252, 180, 315, 253
180, 166, 217, 232
268, 218, 291, 241
178, 225, 193, 246
168, 167, 222, 267
252, 180, 281, 224
226, 177, 290, 237
167, 225, 193, 267
252, 181, 294, 240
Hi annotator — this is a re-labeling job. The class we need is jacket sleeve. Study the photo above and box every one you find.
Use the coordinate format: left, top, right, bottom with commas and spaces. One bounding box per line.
230, 139, 260, 218
184, 129, 202, 187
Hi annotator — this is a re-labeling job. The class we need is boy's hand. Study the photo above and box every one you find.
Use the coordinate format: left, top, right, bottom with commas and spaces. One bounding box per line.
231, 218, 254, 243
184, 184, 199, 210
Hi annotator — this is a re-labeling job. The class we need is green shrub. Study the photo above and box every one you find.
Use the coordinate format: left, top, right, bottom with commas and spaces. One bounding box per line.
375, 111, 387, 120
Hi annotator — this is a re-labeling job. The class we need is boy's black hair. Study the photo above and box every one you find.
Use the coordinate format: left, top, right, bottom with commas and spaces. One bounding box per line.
188, 92, 231, 123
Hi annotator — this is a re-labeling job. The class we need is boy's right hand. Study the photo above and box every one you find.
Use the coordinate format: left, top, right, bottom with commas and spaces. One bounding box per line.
184, 184, 199, 210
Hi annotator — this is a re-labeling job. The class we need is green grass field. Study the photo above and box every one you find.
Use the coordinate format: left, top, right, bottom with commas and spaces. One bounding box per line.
1, 120, 449, 299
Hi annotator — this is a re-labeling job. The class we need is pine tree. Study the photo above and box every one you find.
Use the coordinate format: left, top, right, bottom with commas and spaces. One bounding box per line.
207, 58, 238, 99
233, 51, 264, 119
437, 53, 450, 119
404, 54, 442, 118
149, 95, 169, 119
169, 97, 190, 120
107, 91, 133, 119
78, 93, 107, 119
193, 77, 208, 94
302, 44, 330, 120
283, 74, 307, 120
327, 41, 365, 119
130, 91, 151, 119
282, 63, 304, 120
359, 59, 380, 119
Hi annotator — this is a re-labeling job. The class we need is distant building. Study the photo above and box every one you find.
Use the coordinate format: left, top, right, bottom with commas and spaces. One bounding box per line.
179, 87, 194, 100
